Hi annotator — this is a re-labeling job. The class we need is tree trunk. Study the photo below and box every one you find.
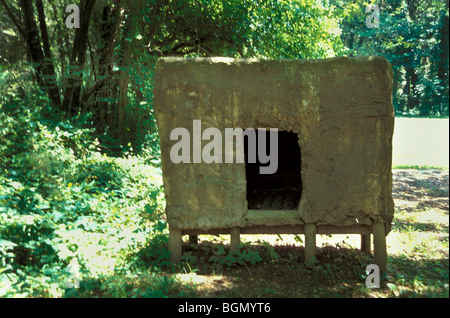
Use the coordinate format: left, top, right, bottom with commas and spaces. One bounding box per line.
62, 0, 96, 116
90, 1, 122, 133
35, 0, 61, 108
405, 0, 417, 23
437, 0, 449, 115
409, 63, 420, 110
392, 65, 402, 114
117, 31, 132, 145
116, 3, 141, 145
18, 0, 61, 107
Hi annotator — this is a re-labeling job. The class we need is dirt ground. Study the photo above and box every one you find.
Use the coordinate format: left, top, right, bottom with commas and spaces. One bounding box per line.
176, 169, 449, 298
392, 169, 449, 213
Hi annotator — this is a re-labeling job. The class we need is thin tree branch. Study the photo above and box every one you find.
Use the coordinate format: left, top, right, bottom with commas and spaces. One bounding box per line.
0, 0, 26, 39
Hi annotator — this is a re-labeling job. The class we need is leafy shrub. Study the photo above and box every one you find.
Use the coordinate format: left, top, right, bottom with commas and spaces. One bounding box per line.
1, 85, 165, 297
208, 244, 262, 267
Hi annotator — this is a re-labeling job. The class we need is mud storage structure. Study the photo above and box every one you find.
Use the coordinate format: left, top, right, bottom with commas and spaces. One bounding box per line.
154, 57, 395, 273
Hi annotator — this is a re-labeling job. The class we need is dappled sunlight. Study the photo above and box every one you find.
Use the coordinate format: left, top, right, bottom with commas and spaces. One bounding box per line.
168, 168, 449, 298
388, 231, 449, 259
0, 0, 448, 298
175, 273, 236, 295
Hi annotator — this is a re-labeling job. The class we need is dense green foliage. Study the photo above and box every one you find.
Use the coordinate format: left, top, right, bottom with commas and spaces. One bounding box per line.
0, 84, 165, 297
0, 0, 448, 297
337, 0, 449, 116
1, 0, 448, 132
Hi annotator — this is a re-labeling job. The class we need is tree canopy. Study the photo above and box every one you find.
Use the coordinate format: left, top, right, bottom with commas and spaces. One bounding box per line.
1, 0, 448, 151
0, 0, 448, 298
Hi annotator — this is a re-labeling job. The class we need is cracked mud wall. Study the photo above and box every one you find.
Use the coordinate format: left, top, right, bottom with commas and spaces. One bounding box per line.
154, 56, 394, 230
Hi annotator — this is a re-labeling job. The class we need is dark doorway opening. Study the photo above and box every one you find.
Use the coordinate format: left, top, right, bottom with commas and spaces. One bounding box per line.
245, 130, 302, 210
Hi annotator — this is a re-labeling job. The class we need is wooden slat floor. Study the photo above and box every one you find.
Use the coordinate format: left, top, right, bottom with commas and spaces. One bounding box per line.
247, 189, 301, 210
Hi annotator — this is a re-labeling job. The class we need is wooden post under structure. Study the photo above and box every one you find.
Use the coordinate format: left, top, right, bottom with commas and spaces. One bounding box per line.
361, 234, 371, 252
372, 222, 387, 275
169, 228, 182, 262
304, 223, 316, 264
230, 228, 240, 254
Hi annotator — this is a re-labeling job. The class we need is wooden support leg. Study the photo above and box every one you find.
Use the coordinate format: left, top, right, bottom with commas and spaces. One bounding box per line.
230, 228, 240, 254
372, 222, 387, 275
304, 224, 316, 264
361, 234, 371, 252
169, 228, 182, 262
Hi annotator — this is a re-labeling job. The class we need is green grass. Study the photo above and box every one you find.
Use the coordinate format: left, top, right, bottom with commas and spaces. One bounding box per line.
1, 101, 448, 298
395, 114, 449, 119
385, 208, 449, 297
393, 164, 449, 170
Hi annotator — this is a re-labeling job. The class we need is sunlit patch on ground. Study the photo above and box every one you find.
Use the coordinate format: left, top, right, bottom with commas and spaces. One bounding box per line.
173, 168, 448, 298
175, 273, 236, 294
